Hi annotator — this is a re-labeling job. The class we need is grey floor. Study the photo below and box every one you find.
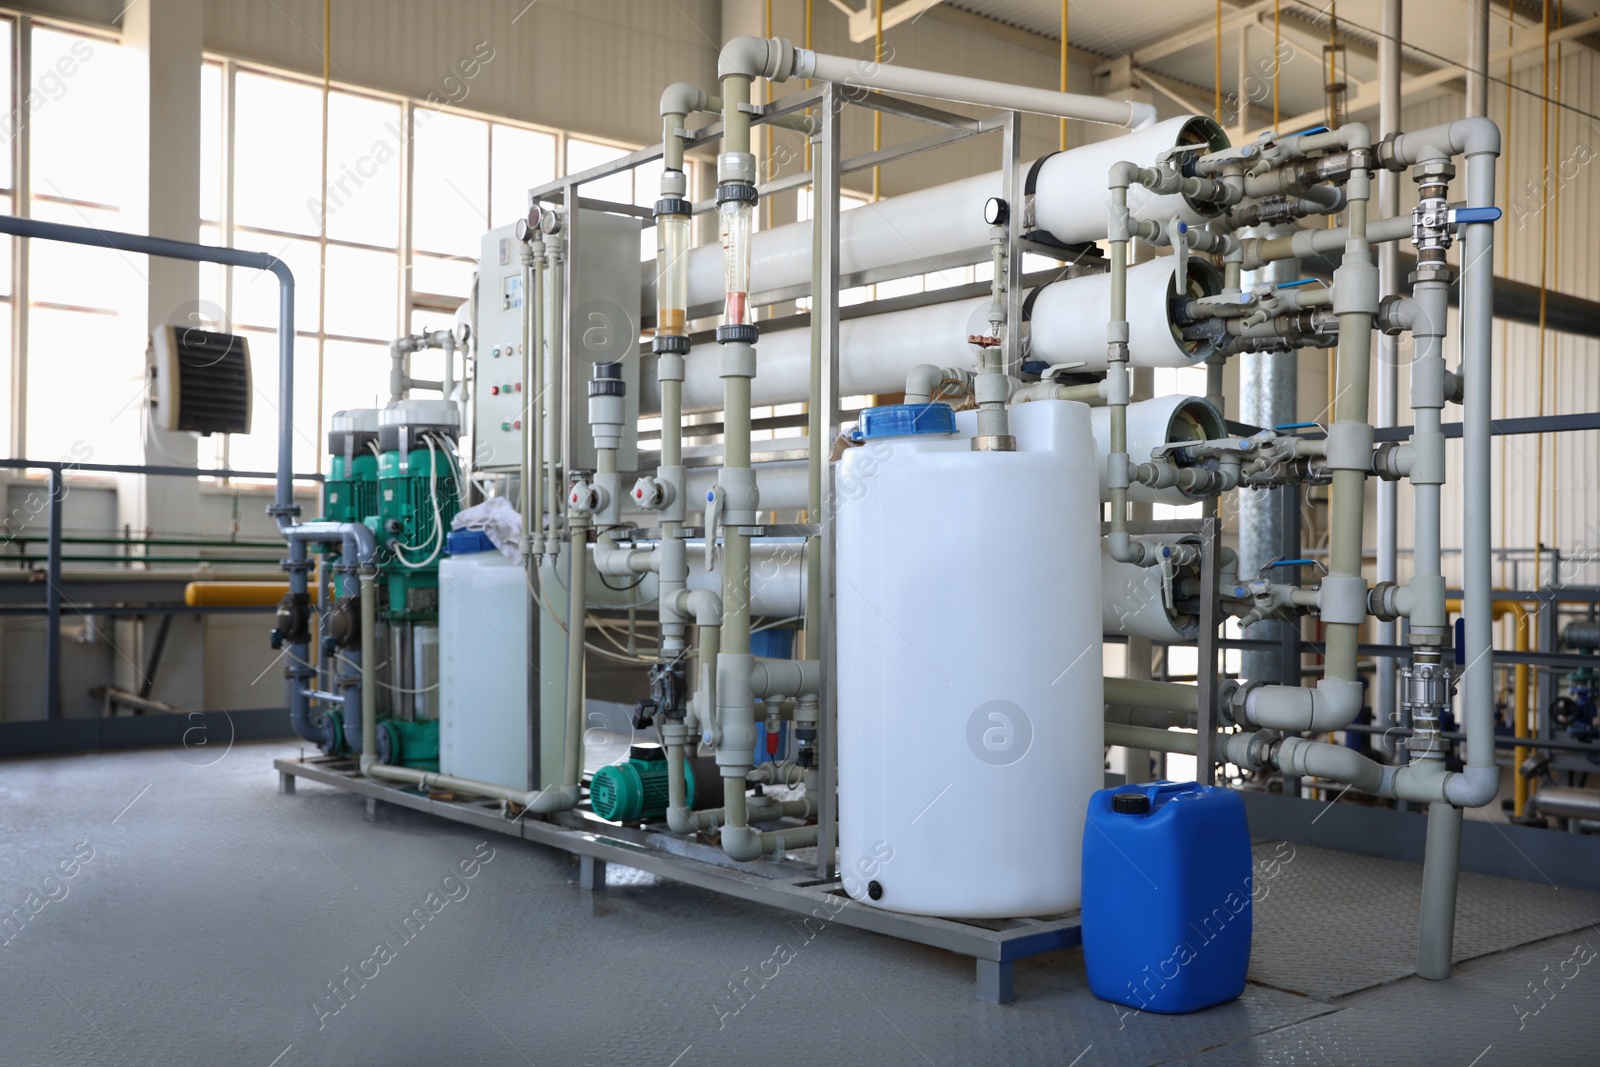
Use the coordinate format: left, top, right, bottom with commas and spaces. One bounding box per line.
3, 740, 1599, 1066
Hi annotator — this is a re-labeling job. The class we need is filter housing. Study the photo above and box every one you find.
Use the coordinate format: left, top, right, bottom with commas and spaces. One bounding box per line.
836, 399, 1103, 918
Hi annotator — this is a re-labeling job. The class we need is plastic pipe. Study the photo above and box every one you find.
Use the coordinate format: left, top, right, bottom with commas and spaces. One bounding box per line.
1104, 677, 1198, 717
522, 235, 544, 562
560, 514, 590, 796
1104, 167, 1149, 568
544, 227, 566, 558
779, 40, 1157, 129
1105, 722, 1197, 755
358, 569, 376, 771
710, 70, 769, 860
1444, 599, 1530, 816
1373, 0, 1403, 762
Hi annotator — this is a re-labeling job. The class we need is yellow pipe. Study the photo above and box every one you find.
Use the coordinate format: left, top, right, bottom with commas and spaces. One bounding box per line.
185, 581, 300, 607
1445, 598, 1531, 816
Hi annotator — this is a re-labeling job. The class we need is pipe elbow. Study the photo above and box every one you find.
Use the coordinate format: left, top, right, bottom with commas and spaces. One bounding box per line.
1108, 160, 1141, 189
677, 588, 723, 627
267, 256, 294, 289
904, 364, 963, 405
660, 82, 715, 118
1443, 764, 1500, 808
719, 824, 765, 862
1452, 116, 1502, 158
666, 803, 703, 835
522, 783, 580, 814
718, 35, 793, 81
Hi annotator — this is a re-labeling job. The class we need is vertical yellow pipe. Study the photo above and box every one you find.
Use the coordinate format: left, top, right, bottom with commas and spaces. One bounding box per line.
1533, 0, 1550, 590
873, 0, 883, 201
1213, 0, 1222, 124
1497, 10, 1514, 594
1272, 0, 1281, 130
1551, 3, 1563, 549
803, 0, 813, 174
1061, 0, 1070, 150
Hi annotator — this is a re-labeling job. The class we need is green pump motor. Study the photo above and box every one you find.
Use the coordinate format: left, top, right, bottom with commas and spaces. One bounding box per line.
590, 745, 724, 823
377, 398, 461, 618
324, 408, 382, 525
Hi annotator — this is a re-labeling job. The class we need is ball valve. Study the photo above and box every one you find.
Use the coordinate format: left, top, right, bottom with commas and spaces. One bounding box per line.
631, 475, 676, 511
568, 477, 607, 517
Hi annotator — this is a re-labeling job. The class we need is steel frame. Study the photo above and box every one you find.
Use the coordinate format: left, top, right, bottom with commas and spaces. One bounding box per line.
275, 755, 1080, 1004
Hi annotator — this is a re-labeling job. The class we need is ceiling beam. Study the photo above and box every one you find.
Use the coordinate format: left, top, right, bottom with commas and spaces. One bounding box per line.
1261, 13, 1600, 136
1107, 0, 1278, 71
839, 0, 948, 43
1487, 0, 1600, 54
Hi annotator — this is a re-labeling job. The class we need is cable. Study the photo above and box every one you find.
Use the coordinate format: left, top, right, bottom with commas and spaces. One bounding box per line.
390, 433, 448, 568
597, 568, 647, 592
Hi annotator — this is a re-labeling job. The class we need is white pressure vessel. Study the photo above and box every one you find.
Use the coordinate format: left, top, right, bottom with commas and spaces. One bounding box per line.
659, 118, 1228, 311
1089, 394, 1225, 505
836, 399, 1103, 918
1029, 255, 1223, 371
1031, 115, 1228, 246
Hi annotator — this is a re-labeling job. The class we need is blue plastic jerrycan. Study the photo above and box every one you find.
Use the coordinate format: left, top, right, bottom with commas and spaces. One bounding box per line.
1081, 781, 1252, 1014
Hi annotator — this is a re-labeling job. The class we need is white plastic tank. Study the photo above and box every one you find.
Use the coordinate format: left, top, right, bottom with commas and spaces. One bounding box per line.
836, 399, 1103, 918
439, 530, 530, 791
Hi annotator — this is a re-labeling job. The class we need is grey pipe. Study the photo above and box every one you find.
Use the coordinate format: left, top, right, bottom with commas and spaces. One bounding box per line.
1104, 722, 1196, 755
1104, 677, 1198, 717
1417, 802, 1463, 979
1373, 0, 1402, 761
713, 35, 1156, 130
1528, 785, 1600, 821
359, 570, 377, 771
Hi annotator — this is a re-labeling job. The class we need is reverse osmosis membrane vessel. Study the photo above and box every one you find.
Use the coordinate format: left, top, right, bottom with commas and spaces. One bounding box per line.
837, 400, 1103, 918
658, 116, 1229, 311
643, 258, 1224, 418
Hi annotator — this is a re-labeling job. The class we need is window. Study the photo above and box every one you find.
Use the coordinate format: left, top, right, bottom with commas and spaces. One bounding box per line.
26, 24, 138, 464
0, 32, 607, 472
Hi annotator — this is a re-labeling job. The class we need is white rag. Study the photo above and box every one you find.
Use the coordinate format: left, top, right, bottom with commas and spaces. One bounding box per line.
450, 496, 523, 562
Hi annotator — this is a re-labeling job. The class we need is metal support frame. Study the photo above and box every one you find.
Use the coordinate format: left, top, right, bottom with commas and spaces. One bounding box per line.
815, 81, 844, 884
1195, 517, 1221, 784
45, 468, 62, 719
275, 756, 1081, 1003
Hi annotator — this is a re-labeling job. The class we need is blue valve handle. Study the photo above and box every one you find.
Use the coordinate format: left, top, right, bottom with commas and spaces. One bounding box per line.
1451, 206, 1502, 225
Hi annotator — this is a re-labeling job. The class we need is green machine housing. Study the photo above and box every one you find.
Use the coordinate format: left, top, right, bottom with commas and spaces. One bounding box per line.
376, 399, 461, 620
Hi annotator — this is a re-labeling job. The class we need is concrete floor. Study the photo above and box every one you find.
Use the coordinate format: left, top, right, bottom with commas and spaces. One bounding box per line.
3, 740, 1599, 1066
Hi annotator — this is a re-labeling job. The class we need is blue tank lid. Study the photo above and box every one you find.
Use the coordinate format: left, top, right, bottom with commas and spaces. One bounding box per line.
855, 402, 958, 441
446, 529, 497, 555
